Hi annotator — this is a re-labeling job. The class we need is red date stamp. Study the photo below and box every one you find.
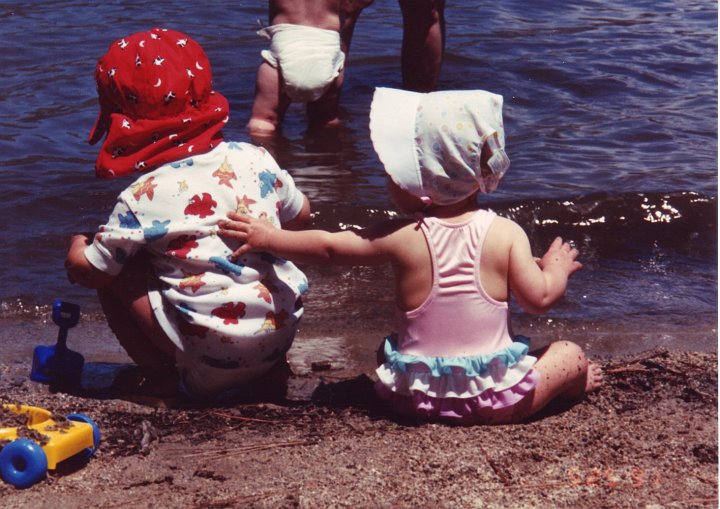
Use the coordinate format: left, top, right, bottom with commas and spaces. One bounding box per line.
566, 466, 661, 489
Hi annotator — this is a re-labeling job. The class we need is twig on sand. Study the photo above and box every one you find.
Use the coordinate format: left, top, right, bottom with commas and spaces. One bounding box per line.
665, 496, 718, 507
190, 491, 279, 509
606, 349, 669, 372
181, 439, 316, 461
605, 365, 650, 374
472, 480, 575, 492
181, 411, 282, 439
626, 348, 669, 363
605, 361, 684, 377
477, 445, 511, 485
207, 410, 280, 424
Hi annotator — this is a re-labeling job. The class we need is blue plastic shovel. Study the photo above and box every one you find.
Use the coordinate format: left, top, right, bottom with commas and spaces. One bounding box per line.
30, 300, 84, 387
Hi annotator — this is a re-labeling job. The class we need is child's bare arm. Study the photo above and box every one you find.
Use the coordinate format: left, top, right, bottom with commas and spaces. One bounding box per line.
65, 234, 115, 289
281, 194, 311, 231
508, 224, 582, 314
218, 211, 393, 265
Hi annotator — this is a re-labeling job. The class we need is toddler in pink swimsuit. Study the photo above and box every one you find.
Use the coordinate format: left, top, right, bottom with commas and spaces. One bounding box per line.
219, 87, 603, 424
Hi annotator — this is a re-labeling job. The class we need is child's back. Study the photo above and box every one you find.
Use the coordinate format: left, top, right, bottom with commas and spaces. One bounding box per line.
387, 209, 516, 358
270, 0, 341, 31
88, 141, 308, 393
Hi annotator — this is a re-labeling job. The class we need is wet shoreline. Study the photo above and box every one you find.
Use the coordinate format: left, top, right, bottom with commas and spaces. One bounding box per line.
3, 314, 716, 387
0, 318, 716, 508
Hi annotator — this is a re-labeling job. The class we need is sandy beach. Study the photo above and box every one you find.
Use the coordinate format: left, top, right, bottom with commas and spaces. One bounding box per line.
0, 318, 716, 508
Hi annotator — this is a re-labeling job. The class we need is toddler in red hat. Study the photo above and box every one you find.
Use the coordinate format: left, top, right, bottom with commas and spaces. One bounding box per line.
65, 28, 311, 402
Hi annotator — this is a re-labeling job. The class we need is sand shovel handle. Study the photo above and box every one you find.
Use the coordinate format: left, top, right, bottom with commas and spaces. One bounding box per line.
52, 300, 80, 350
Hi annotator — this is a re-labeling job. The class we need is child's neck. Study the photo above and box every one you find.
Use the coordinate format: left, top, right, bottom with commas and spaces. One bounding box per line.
423, 195, 481, 222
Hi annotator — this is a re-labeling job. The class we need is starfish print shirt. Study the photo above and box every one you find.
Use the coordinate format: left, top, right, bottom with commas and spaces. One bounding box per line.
84, 142, 308, 374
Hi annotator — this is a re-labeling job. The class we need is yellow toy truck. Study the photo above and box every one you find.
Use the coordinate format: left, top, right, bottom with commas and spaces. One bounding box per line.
0, 404, 100, 488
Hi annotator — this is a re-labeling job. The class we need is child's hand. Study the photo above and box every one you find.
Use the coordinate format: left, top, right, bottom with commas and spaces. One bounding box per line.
218, 212, 277, 259
65, 234, 92, 284
65, 233, 114, 288
538, 237, 583, 277
69, 233, 93, 246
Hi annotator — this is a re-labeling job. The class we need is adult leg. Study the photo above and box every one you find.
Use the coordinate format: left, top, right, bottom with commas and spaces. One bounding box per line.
398, 0, 446, 92
247, 62, 291, 140
340, 0, 376, 54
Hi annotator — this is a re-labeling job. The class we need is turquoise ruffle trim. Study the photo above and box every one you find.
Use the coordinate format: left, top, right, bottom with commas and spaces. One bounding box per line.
382, 335, 531, 378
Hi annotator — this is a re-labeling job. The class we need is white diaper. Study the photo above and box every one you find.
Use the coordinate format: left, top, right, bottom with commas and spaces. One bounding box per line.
259, 23, 345, 103
175, 326, 297, 397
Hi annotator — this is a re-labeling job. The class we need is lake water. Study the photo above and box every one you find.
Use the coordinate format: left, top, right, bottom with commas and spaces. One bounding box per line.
0, 1, 716, 365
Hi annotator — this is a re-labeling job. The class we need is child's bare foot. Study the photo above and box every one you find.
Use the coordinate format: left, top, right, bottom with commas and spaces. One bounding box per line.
585, 361, 603, 393
247, 118, 278, 139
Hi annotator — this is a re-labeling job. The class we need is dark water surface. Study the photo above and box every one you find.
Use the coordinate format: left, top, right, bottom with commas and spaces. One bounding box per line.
0, 1, 716, 358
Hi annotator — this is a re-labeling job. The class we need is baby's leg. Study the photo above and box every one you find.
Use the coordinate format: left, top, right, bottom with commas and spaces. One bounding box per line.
96, 254, 177, 389
306, 69, 344, 130
511, 341, 602, 421
248, 62, 291, 139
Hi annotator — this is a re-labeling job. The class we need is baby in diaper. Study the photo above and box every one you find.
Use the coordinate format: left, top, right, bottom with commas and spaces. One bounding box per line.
247, 0, 373, 138
259, 24, 345, 104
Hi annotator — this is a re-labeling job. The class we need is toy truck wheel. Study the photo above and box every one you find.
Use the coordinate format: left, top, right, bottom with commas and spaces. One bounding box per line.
0, 438, 48, 488
67, 413, 101, 458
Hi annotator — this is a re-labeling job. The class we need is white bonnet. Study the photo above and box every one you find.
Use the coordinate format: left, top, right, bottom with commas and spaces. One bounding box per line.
369, 87, 510, 205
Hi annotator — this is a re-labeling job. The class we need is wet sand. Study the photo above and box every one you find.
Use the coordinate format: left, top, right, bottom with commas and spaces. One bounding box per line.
0, 318, 717, 508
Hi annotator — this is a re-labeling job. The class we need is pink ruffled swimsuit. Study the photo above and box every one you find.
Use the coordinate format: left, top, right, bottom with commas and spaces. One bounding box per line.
375, 209, 539, 424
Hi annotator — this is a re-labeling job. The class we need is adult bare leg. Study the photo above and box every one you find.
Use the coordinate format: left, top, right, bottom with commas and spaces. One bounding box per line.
398, 0, 446, 91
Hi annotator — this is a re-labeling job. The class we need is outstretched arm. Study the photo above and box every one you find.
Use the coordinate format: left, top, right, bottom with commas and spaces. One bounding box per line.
218, 211, 393, 266
508, 225, 582, 314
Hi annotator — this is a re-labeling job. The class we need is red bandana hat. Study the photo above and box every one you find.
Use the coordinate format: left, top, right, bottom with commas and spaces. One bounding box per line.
89, 28, 229, 178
